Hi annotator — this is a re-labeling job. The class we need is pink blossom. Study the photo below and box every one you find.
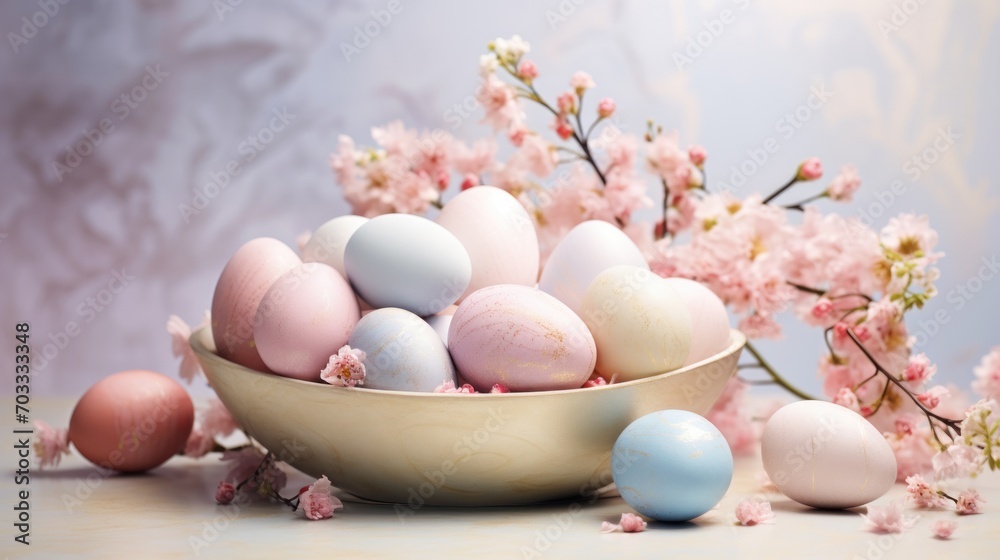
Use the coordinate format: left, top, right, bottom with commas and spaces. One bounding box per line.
321, 345, 367, 387
688, 145, 707, 166
507, 127, 527, 147
955, 489, 984, 515
600, 513, 647, 533
597, 97, 616, 118
553, 116, 574, 140
517, 59, 539, 80
215, 481, 236, 505
570, 71, 595, 92
556, 92, 576, 115
826, 165, 861, 202
490, 384, 510, 393
646, 132, 697, 191
796, 157, 823, 181
167, 312, 210, 383
880, 213, 940, 259
931, 520, 956, 539
477, 74, 524, 132
735, 498, 775, 526
886, 414, 936, 481
184, 429, 215, 458
706, 379, 757, 455
917, 386, 949, 410
221, 447, 287, 493
811, 297, 834, 320
861, 500, 917, 533
202, 399, 239, 439
583, 374, 608, 388
904, 474, 948, 509
299, 476, 344, 520
32, 420, 70, 469
932, 444, 982, 480
460, 174, 479, 191
833, 387, 861, 413
452, 137, 498, 176
519, 134, 558, 177
972, 347, 1000, 401
433, 380, 478, 394
903, 353, 937, 384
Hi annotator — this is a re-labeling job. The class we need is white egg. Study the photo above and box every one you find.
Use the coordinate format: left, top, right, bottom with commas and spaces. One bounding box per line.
425, 314, 452, 345
344, 214, 472, 316
436, 186, 539, 302
539, 220, 648, 316
301, 215, 369, 277
348, 308, 456, 392
761, 401, 897, 509
663, 277, 731, 365
580, 265, 692, 381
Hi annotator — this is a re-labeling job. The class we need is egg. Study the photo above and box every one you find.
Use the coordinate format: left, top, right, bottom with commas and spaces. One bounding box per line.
663, 277, 731, 365
254, 262, 361, 380
538, 220, 648, 316
425, 314, 452, 345
211, 238, 301, 371
612, 410, 733, 521
448, 285, 596, 392
344, 214, 472, 316
301, 215, 369, 277
761, 401, 897, 509
349, 308, 456, 392
580, 265, 692, 381
436, 186, 539, 302
68, 370, 194, 473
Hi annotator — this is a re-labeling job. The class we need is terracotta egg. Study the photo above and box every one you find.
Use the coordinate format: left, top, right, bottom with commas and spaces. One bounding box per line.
69, 370, 194, 473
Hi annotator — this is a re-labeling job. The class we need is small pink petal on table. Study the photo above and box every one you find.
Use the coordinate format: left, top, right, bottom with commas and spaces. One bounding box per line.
601, 513, 646, 533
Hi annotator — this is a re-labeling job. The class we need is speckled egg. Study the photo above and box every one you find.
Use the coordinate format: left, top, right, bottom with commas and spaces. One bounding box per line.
349, 308, 456, 392
448, 285, 597, 392
612, 410, 733, 521
761, 401, 897, 509
663, 277, 731, 365
254, 262, 361, 381
301, 215, 369, 277
344, 214, 472, 316
211, 238, 301, 371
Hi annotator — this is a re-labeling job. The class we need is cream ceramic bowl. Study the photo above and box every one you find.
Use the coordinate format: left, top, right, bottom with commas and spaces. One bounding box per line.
191, 327, 744, 506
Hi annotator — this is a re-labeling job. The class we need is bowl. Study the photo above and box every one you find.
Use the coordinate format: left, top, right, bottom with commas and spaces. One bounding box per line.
191, 327, 744, 506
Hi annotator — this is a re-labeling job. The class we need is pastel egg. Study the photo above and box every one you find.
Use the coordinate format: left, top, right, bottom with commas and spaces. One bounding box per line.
344, 214, 472, 316
349, 308, 456, 392
436, 186, 539, 302
425, 314, 452, 345
254, 263, 361, 380
761, 401, 896, 509
448, 285, 596, 392
301, 215, 369, 277
581, 265, 692, 381
69, 370, 194, 473
211, 238, 301, 371
612, 410, 733, 521
539, 220, 648, 316
663, 277, 731, 365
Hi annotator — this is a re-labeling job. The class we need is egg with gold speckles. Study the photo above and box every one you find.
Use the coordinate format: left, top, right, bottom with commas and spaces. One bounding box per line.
448, 285, 596, 392
761, 401, 896, 509
612, 410, 733, 521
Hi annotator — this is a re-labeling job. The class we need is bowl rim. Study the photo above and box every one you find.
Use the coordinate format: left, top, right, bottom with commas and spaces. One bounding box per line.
190, 327, 745, 399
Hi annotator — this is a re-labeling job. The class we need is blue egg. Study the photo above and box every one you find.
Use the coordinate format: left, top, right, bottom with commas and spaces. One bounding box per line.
611, 410, 733, 521
348, 308, 456, 392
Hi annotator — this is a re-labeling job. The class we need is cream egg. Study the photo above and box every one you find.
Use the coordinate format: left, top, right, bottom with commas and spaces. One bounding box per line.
301, 215, 369, 277
663, 277, 731, 365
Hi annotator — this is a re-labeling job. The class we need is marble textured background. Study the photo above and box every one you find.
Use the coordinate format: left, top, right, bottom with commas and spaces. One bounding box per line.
1, 0, 997, 397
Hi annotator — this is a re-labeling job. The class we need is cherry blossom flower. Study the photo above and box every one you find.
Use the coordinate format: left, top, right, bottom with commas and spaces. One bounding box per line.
167, 312, 210, 383
460, 174, 479, 191
184, 429, 215, 458
955, 489, 984, 515
490, 384, 510, 393
931, 520, 956, 539
957, 399, 999, 471
796, 157, 823, 181
202, 399, 239, 439
552, 116, 574, 140
490, 35, 530, 64
904, 474, 948, 509
972, 347, 1000, 401
833, 387, 861, 413
735, 498, 775, 526
688, 145, 707, 167
903, 353, 937, 384
826, 165, 861, 202
597, 97, 616, 118
916, 386, 949, 410
321, 346, 367, 387
477, 74, 524, 133
706, 379, 757, 455
479, 53, 499, 76
861, 500, 917, 533
215, 481, 236, 505
33, 420, 70, 469
518, 134, 558, 177
932, 444, 983, 481
600, 513, 647, 533
433, 380, 478, 394
556, 92, 576, 115
517, 60, 538, 81
298, 476, 344, 520
570, 71, 595, 93
221, 447, 287, 493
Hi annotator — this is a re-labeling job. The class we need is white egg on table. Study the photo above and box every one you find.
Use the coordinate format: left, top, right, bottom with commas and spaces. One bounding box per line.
663, 277, 731, 365
436, 186, 539, 302
580, 265, 692, 381
538, 220, 648, 316
344, 214, 472, 317
301, 215, 369, 277
761, 401, 897, 509
349, 307, 456, 392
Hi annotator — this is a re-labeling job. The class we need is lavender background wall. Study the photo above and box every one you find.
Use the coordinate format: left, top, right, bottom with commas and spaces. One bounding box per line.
1, 0, 998, 397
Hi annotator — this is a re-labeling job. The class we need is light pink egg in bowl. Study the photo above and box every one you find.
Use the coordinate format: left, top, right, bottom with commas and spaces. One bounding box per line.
191, 326, 745, 506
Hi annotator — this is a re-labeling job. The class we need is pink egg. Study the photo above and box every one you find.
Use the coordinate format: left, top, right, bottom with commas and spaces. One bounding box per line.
436, 186, 540, 302
211, 238, 301, 371
254, 262, 361, 380
69, 370, 194, 473
663, 277, 731, 365
448, 285, 596, 392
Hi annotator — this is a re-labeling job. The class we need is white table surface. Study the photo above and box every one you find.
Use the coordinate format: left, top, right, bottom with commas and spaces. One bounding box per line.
4, 398, 998, 559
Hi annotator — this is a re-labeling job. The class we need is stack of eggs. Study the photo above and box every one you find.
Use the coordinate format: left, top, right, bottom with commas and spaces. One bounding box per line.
210, 186, 732, 392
